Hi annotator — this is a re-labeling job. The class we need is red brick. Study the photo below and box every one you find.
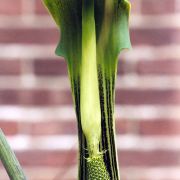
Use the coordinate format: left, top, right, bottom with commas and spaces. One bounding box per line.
117, 60, 135, 75
119, 150, 180, 167
35, 0, 48, 14
116, 89, 180, 105
34, 59, 68, 76
139, 120, 180, 135
129, 0, 141, 14
31, 121, 77, 135
0, 121, 18, 135
0, 89, 72, 106
137, 60, 180, 75
0, 0, 22, 15
20, 90, 72, 106
116, 120, 138, 135
131, 29, 178, 46
0, 60, 21, 75
0, 90, 19, 105
0, 28, 58, 44
20, 90, 51, 106
141, 0, 175, 14
16, 150, 77, 167
173, 30, 180, 44
22, 121, 77, 135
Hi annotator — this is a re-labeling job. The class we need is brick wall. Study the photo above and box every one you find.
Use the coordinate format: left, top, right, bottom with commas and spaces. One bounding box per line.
0, 0, 180, 179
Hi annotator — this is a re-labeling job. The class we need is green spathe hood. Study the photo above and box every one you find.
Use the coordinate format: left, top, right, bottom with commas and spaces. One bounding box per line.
43, 0, 131, 60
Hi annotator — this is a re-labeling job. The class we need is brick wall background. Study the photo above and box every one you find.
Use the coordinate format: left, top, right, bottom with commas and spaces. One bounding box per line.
0, 0, 180, 179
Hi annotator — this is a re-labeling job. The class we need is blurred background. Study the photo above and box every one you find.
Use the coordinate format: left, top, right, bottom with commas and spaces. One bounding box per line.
0, 0, 180, 179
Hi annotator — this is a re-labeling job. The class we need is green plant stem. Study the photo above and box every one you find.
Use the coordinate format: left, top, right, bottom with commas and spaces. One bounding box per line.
0, 129, 26, 180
